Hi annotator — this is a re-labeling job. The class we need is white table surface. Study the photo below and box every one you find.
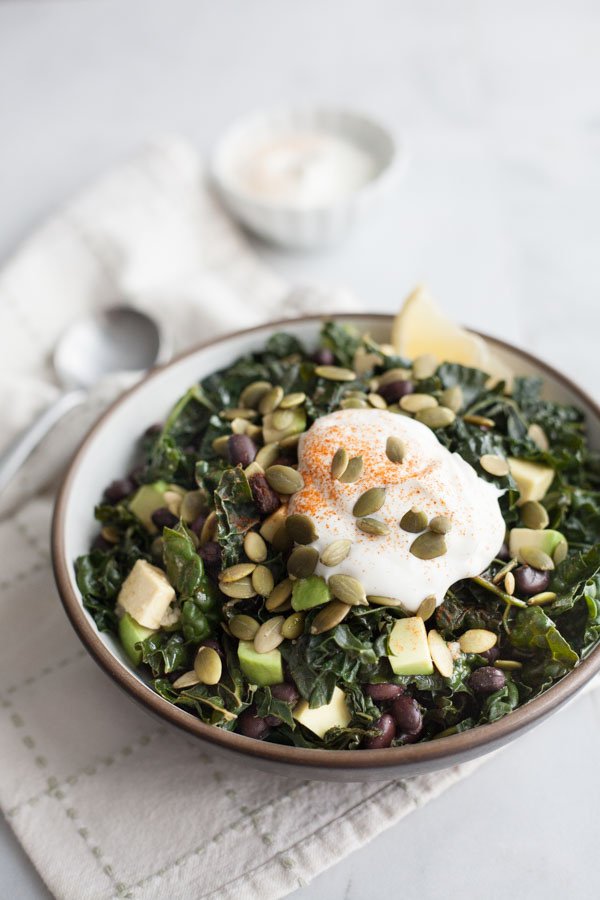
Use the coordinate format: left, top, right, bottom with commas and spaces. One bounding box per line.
1, 1, 599, 898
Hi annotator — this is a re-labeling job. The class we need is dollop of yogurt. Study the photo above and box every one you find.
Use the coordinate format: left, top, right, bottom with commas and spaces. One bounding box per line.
287, 409, 505, 612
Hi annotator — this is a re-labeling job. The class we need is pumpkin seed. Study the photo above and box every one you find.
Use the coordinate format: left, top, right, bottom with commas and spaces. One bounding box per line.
353, 487, 386, 518
272, 408, 294, 430
463, 414, 496, 428
427, 630, 454, 678
387, 404, 411, 417
412, 353, 438, 380
240, 380, 272, 409
172, 670, 200, 689
287, 546, 319, 578
231, 417, 252, 435
400, 508, 428, 533
331, 447, 350, 481
255, 442, 280, 469
280, 433, 302, 449
222, 408, 258, 421
520, 546, 555, 570
385, 435, 406, 463
492, 557, 518, 584
520, 500, 549, 530
259, 386, 284, 415
244, 531, 267, 562
229, 614, 260, 641
320, 539, 353, 567
504, 571, 516, 595
357, 517, 391, 536
164, 490, 183, 517
271, 525, 293, 553
220, 563, 257, 583
353, 347, 382, 376
458, 629, 497, 653
200, 510, 217, 545
101, 525, 119, 544
440, 385, 463, 413
219, 577, 257, 599
429, 515, 452, 535
281, 611, 306, 639
368, 392, 387, 409
339, 455, 364, 483
328, 574, 367, 606
252, 565, 275, 597
341, 397, 369, 409
280, 392, 306, 409
212, 435, 230, 457
417, 594, 437, 621
527, 423, 549, 451
243, 460, 264, 479
367, 595, 403, 607
285, 513, 318, 545
410, 531, 447, 559
480, 454, 510, 477
253, 616, 285, 653
378, 367, 412, 388
265, 465, 305, 494
416, 407, 456, 429
194, 646, 222, 685
495, 659, 523, 671
310, 600, 351, 634
399, 393, 438, 413
553, 539, 569, 565
527, 591, 557, 606
180, 489, 209, 523
266, 578, 293, 611
314, 365, 356, 382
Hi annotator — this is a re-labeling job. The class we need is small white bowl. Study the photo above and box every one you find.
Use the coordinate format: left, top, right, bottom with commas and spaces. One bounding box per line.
211, 106, 404, 249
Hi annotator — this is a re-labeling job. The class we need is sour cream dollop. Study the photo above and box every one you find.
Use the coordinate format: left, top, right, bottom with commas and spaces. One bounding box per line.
287, 409, 505, 612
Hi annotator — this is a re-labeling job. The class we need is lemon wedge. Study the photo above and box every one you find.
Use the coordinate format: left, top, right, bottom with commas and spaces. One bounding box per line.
392, 284, 513, 387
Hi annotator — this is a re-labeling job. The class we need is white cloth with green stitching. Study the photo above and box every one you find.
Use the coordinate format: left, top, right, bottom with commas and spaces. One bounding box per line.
0, 136, 519, 900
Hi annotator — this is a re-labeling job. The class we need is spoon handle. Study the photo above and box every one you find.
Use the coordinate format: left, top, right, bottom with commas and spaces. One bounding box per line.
0, 390, 86, 495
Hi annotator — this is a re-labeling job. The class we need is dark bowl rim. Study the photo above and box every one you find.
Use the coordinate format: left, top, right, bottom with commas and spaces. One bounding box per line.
51, 312, 600, 772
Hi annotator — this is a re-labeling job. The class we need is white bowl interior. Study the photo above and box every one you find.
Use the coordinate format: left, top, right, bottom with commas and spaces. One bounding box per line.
61, 317, 600, 697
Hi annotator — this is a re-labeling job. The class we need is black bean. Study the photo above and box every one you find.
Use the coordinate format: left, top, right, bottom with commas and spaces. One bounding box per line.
199, 541, 222, 570
227, 433, 258, 467
144, 423, 163, 437
497, 542, 510, 562
397, 731, 421, 744
264, 715, 283, 727
365, 683, 405, 702
391, 695, 422, 734
104, 477, 135, 503
363, 714, 396, 749
151, 507, 179, 529
237, 707, 271, 740
468, 666, 506, 695
480, 647, 500, 664
128, 464, 145, 486
92, 534, 112, 553
378, 380, 414, 404
271, 683, 300, 706
310, 348, 335, 366
513, 565, 551, 596
191, 514, 206, 537
249, 473, 281, 515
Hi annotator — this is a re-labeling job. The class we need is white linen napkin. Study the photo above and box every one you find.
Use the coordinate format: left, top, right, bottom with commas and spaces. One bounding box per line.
0, 136, 546, 900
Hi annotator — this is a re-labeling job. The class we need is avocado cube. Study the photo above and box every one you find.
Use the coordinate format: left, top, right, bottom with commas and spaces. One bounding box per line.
118, 612, 156, 665
117, 559, 175, 629
129, 480, 169, 532
238, 640, 283, 686
388, 616, 434, 675
292, 576, 332, 611
293, 686, 351, 738
509, 527, 565, 563
508, 458, 554, 505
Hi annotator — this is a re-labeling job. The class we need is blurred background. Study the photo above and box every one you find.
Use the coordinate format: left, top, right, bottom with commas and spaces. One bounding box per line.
1, 2, 599, 899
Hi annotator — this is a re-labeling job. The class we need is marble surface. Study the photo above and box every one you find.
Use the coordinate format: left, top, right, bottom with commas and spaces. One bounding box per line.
0, 0, 599, 897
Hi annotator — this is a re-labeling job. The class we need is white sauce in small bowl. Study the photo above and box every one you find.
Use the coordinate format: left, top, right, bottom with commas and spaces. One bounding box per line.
288, 409, 505, 612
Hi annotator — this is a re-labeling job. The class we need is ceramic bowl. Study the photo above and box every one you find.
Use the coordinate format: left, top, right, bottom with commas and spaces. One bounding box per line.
52, 315, 600, 782
211, 106, 404, 249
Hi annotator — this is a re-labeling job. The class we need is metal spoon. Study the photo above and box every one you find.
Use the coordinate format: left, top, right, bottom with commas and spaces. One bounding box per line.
0, 306, 170, 494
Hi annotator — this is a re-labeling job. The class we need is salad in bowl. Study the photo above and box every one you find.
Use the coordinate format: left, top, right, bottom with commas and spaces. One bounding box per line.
73, 289, 600, 753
